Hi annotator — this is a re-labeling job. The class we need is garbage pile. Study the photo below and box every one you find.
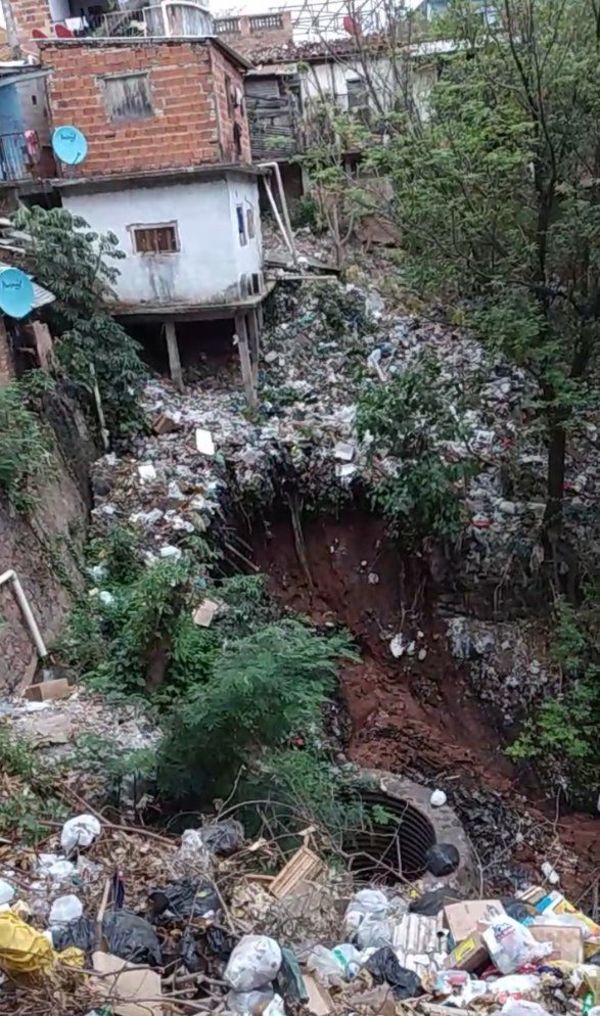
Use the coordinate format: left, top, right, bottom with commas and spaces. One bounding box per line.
1, 808, 599, 1016
90, 273, 600, 605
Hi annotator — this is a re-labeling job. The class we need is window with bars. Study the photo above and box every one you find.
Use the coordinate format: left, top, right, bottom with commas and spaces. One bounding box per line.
130, 223, 180, 254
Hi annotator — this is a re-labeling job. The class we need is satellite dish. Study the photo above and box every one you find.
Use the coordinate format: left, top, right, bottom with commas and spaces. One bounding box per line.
0, 267, 34, 319
52, 125, 88, 165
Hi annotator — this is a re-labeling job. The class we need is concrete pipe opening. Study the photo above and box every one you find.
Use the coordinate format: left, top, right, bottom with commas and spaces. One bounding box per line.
345, 790, 436, 885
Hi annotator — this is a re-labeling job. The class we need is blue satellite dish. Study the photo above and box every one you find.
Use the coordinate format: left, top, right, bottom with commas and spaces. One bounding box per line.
0, 267, 34, 319
52, 125, 88, 165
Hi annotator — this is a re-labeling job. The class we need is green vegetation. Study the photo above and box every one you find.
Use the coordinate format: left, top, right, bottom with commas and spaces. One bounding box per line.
362, 0, 600, 560
357, 351, 477, 542
0, 729, 67, 844
509, 599, 600, 804
0, 380, 52, 513
15, 206, 146, 435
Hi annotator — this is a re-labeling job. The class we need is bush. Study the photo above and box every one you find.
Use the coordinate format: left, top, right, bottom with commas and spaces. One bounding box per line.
508, 599, 600, 805
357, 351, 477, 541
0, 381, 52, 513
158, 620, 355, 803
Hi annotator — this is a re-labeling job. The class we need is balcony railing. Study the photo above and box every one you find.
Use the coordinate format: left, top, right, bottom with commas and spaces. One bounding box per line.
52, 2, 213, 40
0, 132, 39, 183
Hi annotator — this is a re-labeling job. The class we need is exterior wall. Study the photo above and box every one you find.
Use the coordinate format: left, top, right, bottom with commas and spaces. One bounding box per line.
1, 0, 52, 53
211, 43, 251, 165
40, 39, 250, 178
301, 55, 436, 120
15, 77, 51, 145
61, 175, 262, 308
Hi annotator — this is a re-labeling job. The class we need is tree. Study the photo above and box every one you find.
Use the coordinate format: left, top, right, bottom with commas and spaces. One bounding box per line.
14, 206, 146, 434
368, 0, 600, 570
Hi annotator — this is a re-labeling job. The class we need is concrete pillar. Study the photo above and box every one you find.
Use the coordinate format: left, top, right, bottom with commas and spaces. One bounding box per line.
234, 312, 257, 409
164, 321, 183, 392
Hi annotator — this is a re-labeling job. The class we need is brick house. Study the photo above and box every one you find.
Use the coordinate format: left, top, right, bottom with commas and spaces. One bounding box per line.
0, 0, 269, 398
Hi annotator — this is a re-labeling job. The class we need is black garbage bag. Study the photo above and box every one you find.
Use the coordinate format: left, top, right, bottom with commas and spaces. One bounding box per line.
53, 910, 162, 967
409, 887, 463, 915
148, 877, 220, 924
365, 947, 423, 1000
425, 842, 460, 877
180, 924, 237, 973
587, 949, 600, 966
198, 819, 244, 856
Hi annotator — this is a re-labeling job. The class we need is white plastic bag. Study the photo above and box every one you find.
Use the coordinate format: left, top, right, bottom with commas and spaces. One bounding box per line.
225, 935, 282, 993
344, 889, 389, 937
228, 988, 274, 1014
483, 917, 552, 974
49, 894, 83, 926
502, 1002, 552, 1016
0, 880, 15, 906
356, 914, 395, 950
306, 944, 347, 987
178, 829, 211, 871
264, 995, 286, 1016
60, 814, 101, 855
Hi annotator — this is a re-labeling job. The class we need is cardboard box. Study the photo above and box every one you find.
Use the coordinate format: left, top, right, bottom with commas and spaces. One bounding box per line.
444, 900, 505, 945
23, 679, 70, 702
519, 887, 600, 959
446, 931, 490, 972
530, 924, 584, 964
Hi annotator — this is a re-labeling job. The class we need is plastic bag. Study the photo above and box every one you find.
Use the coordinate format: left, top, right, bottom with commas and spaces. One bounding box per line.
264, 994, 286, 1016
306, 944, 346, 988
49, 894, 83, 926
331, 943, 362, 979
483, 917, 552, 975
344, 889, 389, 937
60, 814, 101, 855
364, 946, 423, 1000
225, 935, 282, 993
197, 819, 244, 856
486, 974, 542, 1001
410, 887, 463, 916
53, 910, 162, 967
425, 842, 460, 877
228, 988, 274, 1015
178, 830, 212, 871
0, 911, 84, 975
356, 915, 395, 951
0, 880, 14, 906
278, 946, 308, 1001
502, 1002, 552, 1016
180, 924, 236, 972
148, 877, 219, 923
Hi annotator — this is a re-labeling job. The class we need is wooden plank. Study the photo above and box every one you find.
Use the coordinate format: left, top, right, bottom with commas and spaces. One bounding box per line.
270, 845, 325, 899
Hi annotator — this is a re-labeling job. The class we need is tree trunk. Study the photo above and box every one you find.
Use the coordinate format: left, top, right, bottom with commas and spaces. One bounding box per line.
543, 416, 566, 538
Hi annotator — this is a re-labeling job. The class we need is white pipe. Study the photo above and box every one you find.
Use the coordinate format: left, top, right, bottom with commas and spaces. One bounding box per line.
257, 161, 298, 266
0, 569, 47, 658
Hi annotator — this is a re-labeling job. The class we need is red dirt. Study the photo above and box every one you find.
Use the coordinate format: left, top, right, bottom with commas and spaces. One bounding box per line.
250, 509, 600, 897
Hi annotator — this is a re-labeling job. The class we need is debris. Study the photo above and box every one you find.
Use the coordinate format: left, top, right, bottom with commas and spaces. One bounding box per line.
344, 888, 390, 936
195, 428, 215, 455
153, 411, 182, 435
303, 972, 334, 1015
49, 894, 84, 927
0, 910, 82, 974
270, 845, 325, 899
54, 911, 162, 967
228, 986, 275, 1015
390, 633, 406, 658
24, 678, 70, 702
333, 441, 355, 462
425, 842, 460, 877
177, 829, 212, 870
541, 861, 561, 885
225, 935, 282, 993
446, 931, 489, 972
148, 877, 219, 923
138, 463, 157, 482
195, 819, 245, 856
482, 915, 553, 974
530, 923, 584, 963
192, 598, 221, 628
430, 788, 447, 807
444, 900, 505, 943
0, 880, 15, 906
61, 814, 101, 855
365, 945, 424, 999
92, 951, 163, 1016
306, 944, 347, 988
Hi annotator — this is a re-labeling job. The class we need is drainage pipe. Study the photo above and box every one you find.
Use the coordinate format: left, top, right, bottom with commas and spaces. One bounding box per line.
0, 569, 47, 659
257, 161, 298, 266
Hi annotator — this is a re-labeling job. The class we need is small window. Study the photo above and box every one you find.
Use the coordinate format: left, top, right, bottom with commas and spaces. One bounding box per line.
347, 77, 368, 112
131, 223, 179, 254
103, 72, 153, 123
236, 205, 247, 246
246, 207, 255, 240
31, 94, 37, 106
233, 121, 242, 160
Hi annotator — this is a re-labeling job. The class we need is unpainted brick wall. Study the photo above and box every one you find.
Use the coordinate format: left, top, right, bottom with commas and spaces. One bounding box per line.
2, 0, 52, 54
41, 39, 252, 177
211, 45, 251, 164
